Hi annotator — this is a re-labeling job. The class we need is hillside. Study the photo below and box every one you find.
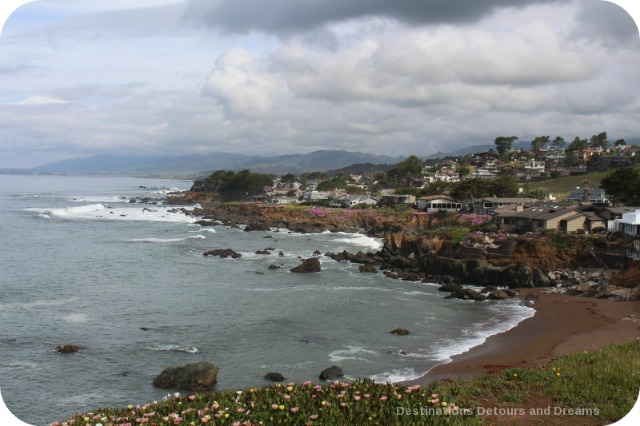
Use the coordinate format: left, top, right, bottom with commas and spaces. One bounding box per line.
32, 150, 404, 177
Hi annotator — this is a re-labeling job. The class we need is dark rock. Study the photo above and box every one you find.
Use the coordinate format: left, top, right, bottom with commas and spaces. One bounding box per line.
264, 372, 285, 382
195, 220, 216, 227
390, 328, 410, 335
290, 257, 321, 273
319, 366, 344, 381
486, 290, 510, 300
359, 264, 377, 273
255, 249, 271, 255
445, 288, 486, 301
312, 250, 322, 256
152, 361, 219, 391
481, 286, 497, 293
268, 264, 281, 270
438, 282, 463, 293
383, 271, 399, 279
244, 222, 271, 232
55, 345, 83, 353
203, 249, 241, 259
520, 293, 538, 307
278, 251, 284, 256
505, 289, 519, 297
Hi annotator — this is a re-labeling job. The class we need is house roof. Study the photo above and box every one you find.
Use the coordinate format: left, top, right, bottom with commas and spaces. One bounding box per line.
478, 197, 537, 204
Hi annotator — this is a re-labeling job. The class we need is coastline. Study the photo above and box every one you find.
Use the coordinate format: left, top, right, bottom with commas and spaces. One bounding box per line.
402, 289, 640, 386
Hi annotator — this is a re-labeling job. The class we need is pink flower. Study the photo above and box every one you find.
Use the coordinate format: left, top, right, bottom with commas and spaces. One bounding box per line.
188, 395, 196, 401
271, 404, 279, 410
379, 396, 388, 401
353, 396, 361, 401
310, 414, 319, 420
290, 407, 300, 413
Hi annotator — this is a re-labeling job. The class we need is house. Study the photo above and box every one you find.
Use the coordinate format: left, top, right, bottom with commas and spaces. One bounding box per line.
523, 160, 546, 173
303, 191, 329, 202
380, 194, 416, 207
344, 195, 378, 208
416, 196, 463, 212
473, 197, 537, 215
493, 205, 578, 232
608, 209, 640, 236
566, 188, 608, 204
266, 196, 299, 205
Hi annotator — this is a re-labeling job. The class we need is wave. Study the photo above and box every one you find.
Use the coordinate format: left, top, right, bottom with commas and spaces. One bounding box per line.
430, 300, 535, 362
191, 228, 216, 234
62, 313, 90, 323
144, 344, 199, 354
26, 204, 197, 223
128, 235, 206, 243
332, 233, 383, 250
369, 367, 423, 383
329, 345, 379, 363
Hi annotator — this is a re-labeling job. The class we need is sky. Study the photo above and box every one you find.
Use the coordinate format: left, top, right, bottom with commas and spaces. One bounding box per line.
0, 1, 639, 168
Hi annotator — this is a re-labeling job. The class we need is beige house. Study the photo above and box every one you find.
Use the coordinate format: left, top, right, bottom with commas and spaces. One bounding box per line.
494, 205, 607, 233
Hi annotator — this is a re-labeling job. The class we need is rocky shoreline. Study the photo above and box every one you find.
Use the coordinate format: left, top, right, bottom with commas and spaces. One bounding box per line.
169, 200, 639, 303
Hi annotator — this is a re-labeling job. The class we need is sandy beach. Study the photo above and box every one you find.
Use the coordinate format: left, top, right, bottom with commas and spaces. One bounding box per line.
404, 289, 640, 385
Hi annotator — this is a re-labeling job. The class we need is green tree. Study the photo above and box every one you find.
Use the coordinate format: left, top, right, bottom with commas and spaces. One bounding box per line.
494, 136, 518, 157
567, 137, 588, 153
386, 155, 424, 185
614, 139, 626, 146
552, 136, 565, 151
531, 135, 550, 151
589, 131, 608, 150
600, 168, 640, 206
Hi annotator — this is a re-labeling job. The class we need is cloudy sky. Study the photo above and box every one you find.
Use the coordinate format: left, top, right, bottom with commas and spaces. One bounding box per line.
0, 0, 638, 168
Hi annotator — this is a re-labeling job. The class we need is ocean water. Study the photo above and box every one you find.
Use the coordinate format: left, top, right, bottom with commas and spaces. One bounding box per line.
0, 175, 534, 425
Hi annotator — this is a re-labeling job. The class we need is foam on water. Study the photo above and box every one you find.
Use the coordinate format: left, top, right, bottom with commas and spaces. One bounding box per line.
329, 345, 379, 363
61, 313, 90, 324
27, 204, 197, 223
430, 300, 535, 362
69, 195, 129, 203
128, 235, 206, 243
143, 344, 199, 354
369, 367, 422, 383
331, 232, 383, 250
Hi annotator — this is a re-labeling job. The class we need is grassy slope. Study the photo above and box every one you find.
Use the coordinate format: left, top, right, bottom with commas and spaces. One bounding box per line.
531, 164, 640, 199
59, 340, 640, 426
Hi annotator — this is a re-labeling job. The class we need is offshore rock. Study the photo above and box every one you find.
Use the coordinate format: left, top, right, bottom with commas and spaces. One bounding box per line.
290, 257, 321, 273
203, 249, 241, 259
55, 345, 83, 353
264, 372, 286, 382
445, 288, 486, 302
319, 366, 344, 381
152, 361, 219, 391
390, 328, 410, 335
359, 264, 377, 273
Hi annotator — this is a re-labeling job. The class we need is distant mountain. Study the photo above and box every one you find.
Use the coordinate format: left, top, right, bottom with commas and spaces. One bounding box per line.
33, 150, 404, 177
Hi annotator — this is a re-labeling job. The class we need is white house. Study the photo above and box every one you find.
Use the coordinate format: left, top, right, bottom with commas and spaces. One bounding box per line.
608, 209, 640, 236
416, 196, 463, 212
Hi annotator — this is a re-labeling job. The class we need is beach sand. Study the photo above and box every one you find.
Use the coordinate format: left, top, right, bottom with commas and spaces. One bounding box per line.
404, 289, 640, 384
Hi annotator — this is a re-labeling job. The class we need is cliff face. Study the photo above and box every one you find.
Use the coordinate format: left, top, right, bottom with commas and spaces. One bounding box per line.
183, 202, 453, 237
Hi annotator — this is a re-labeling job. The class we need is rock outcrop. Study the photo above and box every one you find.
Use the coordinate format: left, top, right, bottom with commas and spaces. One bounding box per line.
319, 366, 344, 381
152, 361, 219, 391
390, 328, 410, 335
203, 249, 241, 259
264, 372, 285, 382
290, 257, 321, 273
55, 345, 83, 353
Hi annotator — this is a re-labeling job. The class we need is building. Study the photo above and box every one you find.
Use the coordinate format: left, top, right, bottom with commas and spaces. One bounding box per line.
380, 194, 416, 207
416, 196, 463, 212
566, 188, 608, 204
473, 197, 537, 215
493, 205, 607, 233
608, 209, 640, 236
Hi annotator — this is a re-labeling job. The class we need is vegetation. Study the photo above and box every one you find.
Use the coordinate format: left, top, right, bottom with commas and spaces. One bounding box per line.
600, 167, 640, 206
191, 170, 274, 200
59, 340, 640, 425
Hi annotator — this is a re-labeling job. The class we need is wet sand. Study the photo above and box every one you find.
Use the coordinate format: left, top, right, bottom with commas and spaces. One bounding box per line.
404, 289, 640, 385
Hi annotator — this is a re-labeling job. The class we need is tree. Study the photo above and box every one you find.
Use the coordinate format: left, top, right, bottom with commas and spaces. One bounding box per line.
457, 165, 471, 179
386, 155, 424, 184
531, 135, 550, 151
567, 137, 588, 153
614, 139, 626, 146
600, 168, 640, 206
494, 136, 518, 157
589, 131, 608, 150
551, 136, 565, 151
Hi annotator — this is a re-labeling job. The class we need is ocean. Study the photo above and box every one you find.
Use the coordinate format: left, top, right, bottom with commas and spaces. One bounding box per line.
0, 174, 534, 425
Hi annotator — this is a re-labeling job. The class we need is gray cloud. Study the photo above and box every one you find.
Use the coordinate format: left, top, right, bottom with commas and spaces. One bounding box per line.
572, 0, 639, 47
183, 0, 570, 34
